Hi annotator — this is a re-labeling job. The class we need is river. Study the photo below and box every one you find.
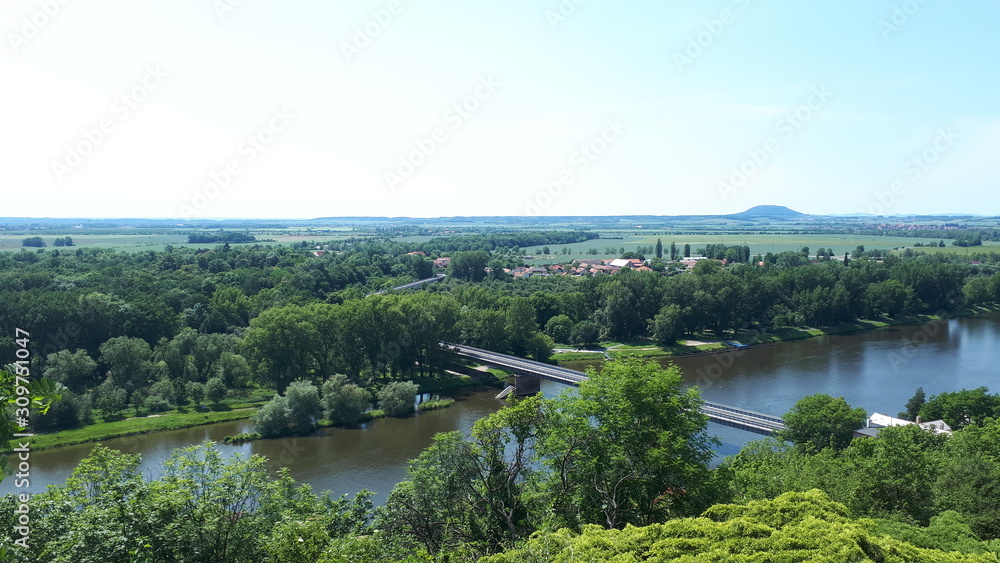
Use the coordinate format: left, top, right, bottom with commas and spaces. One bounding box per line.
5, 313, 1000, 502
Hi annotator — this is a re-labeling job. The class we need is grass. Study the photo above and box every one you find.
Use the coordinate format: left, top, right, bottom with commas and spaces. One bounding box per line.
222, 432, 262, 444
418, 397, 456, 411
414, 372, 480, 393
7, 408, 257, 453
550, 351, 606, 361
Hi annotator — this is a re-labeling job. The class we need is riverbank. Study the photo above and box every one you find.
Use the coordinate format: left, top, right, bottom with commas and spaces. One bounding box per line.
6, 371, 483, 454
551, 304, 1000, 364
5, 408, 257, 453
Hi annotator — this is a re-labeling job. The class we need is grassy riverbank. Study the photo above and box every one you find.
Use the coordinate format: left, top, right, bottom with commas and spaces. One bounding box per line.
5, 408, 258, 453
9, 371, 482, 454
552, 305, 1000, 364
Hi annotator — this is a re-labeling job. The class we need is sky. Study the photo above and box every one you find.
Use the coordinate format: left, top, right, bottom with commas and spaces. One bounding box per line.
1, 0, 997, 219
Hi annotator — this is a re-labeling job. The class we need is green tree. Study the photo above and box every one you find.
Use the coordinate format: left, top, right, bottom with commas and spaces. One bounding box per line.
252, 394, 290, 437
777, 393, 867, 453
99, 336, 154, 394
93, 380, 127, 419
655, 238, 663, 259
204, 376, 227, 406
544, 314, 573, 344
683, 243, 691, 258
381, 396, 544, 556
900, 387, 926, 421
43, 349, 98, 393
919, 387, 1000, 429
377, 380, 418, 417
186, 381, 205, 407
243, 304, 322, 392
570, 320, 600, 347
285, 379, 322, 430
448, 250, 490, 282
321, 374, 371, 426
537, 358, 717, 529
649, 303, 685, 346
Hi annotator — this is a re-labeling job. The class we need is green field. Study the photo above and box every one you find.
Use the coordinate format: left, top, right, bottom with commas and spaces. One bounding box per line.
3, 226, 996, 260
457, 231, 1000, 264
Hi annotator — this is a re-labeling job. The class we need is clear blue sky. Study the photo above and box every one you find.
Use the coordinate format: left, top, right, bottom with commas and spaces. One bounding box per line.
2, 1, 997, 218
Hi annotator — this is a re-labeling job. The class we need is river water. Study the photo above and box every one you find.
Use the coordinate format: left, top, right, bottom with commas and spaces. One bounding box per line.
5, 313, 1000, 503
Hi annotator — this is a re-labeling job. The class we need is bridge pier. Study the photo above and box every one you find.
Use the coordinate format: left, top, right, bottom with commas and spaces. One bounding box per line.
513, 374, 541, 396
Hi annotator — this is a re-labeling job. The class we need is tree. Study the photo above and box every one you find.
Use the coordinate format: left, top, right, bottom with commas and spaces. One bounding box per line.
381, 396, 544, 555
204, 376, 227, 406
252, 394, 291, 436
900, 387, 926, 421
777, 394, 866, 453
43, 349, 98, 393
243, 304, 323, 392
448, 250, 490, 282
538, 358, 717, 529
93, 381, 127, 419
377, 380, 418, 417
285, 379, 322, 430
919, 387, 1000, 429
649, 304, 685, 346
322, 374, 371, 426
544, 314, 573, 344
21, 236, 46, 247
570, 320, 600, 347
655, 239, 663, 259
99, 336, 155, 394
684, 243, 691, 258
186, 381, 205, 407
483, 490, 997, 563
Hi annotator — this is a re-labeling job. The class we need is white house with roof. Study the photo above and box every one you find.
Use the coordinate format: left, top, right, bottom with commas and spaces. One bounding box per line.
855, 412, 952, 438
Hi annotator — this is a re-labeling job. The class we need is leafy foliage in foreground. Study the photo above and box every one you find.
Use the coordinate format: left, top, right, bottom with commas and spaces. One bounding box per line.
0, 442, 374, 562
483, 490, 997, 563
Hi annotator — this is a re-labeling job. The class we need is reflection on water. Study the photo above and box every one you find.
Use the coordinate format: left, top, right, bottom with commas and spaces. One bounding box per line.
5, 313, 1000, 501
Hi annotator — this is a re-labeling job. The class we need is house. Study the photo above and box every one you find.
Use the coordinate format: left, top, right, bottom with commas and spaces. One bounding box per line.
406, 251, 427, 256
433, 257, 451, 268
608, 258, 632, 269
854, 412, 952, 438
512, 267, 530, 278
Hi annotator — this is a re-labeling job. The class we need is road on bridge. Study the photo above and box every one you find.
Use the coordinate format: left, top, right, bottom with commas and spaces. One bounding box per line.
442, 342, 785, 435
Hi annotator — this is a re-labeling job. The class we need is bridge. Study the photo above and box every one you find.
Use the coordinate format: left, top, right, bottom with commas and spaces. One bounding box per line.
442, 342, 785, 436
369, 275, 446, 296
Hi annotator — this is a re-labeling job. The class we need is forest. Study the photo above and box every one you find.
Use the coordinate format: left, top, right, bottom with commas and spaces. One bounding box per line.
2, 233, 1000, 559
0, 237, 999, 432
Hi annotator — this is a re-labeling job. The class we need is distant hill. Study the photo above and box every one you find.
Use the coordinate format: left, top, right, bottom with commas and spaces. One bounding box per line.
726, 205, 806, 219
